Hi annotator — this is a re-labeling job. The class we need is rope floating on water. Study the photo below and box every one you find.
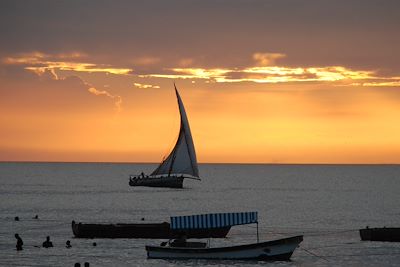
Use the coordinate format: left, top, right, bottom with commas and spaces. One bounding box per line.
299, 246, 330, 262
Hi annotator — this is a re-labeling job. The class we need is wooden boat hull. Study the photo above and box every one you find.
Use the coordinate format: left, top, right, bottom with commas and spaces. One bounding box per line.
146, 235, 303, 260
129, 176, 184, 188
71, 221, 230, 239
360, 227, 400, 242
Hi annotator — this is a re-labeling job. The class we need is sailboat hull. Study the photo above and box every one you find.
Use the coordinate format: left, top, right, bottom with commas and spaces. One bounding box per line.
129, 176, 184, 189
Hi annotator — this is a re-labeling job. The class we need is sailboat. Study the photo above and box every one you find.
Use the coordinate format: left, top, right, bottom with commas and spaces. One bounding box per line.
129, 85, 200, 188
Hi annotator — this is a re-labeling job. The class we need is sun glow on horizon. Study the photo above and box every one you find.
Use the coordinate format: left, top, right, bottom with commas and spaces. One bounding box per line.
1, 50, 400, 163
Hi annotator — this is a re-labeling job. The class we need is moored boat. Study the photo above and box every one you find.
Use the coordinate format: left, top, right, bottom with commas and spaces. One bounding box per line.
146, 236, 303, 260
360, 227, 400, 242
146, 212, 303, 261
71, 221, 230, 239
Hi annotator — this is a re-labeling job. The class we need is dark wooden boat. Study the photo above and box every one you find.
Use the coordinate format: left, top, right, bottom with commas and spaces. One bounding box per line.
71, 221, 230, 239
360, 227, 400, 242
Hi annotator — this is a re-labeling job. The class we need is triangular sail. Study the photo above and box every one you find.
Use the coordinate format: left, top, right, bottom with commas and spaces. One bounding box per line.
150, 86, 199, 178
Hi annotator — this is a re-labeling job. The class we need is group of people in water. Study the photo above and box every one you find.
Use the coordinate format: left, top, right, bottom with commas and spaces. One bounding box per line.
14, 233, 92, 266
14, 215, 95, 266
14, 233, 96, 250
14, 234, 57, 250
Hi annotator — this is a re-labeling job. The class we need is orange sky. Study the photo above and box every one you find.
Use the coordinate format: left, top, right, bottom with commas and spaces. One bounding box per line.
1, 1, 400, 163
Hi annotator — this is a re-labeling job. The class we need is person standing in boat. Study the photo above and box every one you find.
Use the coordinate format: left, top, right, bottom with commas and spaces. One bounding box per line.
15, 233, 23, 251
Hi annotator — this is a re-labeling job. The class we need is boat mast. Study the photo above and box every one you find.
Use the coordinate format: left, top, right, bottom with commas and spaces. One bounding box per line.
174, 84, 198, 178
167, 124, 183, 177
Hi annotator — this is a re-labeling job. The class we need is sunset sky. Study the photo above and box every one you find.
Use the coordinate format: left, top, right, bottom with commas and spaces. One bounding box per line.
1, 0, 400, 163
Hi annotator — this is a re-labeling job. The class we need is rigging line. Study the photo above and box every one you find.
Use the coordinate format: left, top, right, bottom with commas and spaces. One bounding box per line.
301, 252, 400, 258
183, 124, 197, 176
299, 246, 330, 262
168, 124, 183, 176
23, 222, 70, 231
245, 227, 358, 236
175, 85, 197, 177
304, 242, 365, 250
257, 226, 360, 232
167, 87, 185, 177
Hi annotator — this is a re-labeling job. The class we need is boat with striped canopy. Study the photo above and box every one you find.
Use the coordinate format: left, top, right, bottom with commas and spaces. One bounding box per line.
146, 212, 303, 261
129, 85, 199, 188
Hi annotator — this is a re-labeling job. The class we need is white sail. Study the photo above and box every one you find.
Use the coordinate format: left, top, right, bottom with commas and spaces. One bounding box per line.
150, 86, 199, 178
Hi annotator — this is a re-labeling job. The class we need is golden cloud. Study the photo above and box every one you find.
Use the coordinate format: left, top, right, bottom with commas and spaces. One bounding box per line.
133, 82, 160, 89
3, 52, 131, 75
3, 52, 124, 112
350, 81, 400, 87
4, 51, 399, 87
252, 52, 286, 66
140, 65, 399, 87
88, 87, 122, 112
139, 68, 232, 80
133, 56, 161, 66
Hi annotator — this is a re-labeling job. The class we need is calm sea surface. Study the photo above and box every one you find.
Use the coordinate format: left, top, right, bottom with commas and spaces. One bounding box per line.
1, 163, 400, 266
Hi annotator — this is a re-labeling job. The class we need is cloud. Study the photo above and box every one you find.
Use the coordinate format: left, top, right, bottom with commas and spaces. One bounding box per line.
132, 56, 161, 66
138, 56, 400, 87
133, 82, 160, 89
4, 51, 399, 88
3, 52, 132, 75
139, 68, 232, 81
25, 67, 60, 80
252, 52, 286, 66
1, 52, 124, 112
88, 87, 122, 112
178, 58, 194, 67
349, 81, 400, 87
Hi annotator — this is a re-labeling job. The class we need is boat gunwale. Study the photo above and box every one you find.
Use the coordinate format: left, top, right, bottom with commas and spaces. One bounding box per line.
146, 235, 303, 253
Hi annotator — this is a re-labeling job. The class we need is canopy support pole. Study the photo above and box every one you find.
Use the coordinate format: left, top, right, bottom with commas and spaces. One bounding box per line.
256, 222, 259, 243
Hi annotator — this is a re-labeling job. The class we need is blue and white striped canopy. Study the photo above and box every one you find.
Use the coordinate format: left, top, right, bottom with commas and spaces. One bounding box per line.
170, 212, 258, 230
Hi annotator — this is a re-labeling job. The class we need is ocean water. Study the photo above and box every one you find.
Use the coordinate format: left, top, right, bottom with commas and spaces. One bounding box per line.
1, 162, 400, 266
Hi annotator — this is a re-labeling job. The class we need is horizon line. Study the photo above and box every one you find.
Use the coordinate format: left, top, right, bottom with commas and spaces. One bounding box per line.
1, 160, 399, 165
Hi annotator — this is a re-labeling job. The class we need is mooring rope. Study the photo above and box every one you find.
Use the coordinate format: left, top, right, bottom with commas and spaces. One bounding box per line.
299, 246, 330, 262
